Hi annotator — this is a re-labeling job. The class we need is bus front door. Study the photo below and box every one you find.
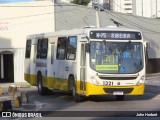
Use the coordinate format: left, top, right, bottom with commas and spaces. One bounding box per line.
30, 44, 37, 85
79, 43, 86, 94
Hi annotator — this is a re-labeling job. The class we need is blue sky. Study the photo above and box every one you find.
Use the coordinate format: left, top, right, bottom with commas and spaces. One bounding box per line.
0, 0, 34, 3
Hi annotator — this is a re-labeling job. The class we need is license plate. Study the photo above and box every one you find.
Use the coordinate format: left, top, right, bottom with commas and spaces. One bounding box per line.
113, 91, 124, 95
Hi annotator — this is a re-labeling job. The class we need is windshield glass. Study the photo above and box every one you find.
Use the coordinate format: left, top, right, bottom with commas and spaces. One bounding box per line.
90, 41, 143, 74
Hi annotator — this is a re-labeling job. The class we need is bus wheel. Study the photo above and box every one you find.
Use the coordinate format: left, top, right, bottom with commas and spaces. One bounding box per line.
73, 84, 82, 103
72, 80, 82, 103
116, 95, 124, 101
37, 74, 45, 95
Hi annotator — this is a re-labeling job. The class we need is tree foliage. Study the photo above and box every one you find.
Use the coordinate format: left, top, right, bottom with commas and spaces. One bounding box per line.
71, 0, 91, 6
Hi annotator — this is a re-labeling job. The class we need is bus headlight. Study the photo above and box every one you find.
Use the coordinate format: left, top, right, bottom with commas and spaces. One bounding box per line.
90, 76, 101, 85
136, 76, 145, 85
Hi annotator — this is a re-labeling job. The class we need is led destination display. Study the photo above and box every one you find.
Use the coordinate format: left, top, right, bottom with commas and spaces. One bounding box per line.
90, 31, 142, 40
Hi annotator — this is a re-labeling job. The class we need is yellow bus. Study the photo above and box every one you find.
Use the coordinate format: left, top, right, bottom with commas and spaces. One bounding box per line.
24, 27, 149, 102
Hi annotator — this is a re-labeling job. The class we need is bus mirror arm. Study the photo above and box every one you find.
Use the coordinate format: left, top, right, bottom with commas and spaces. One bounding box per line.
85, 43, 90, 53
144, 41, 150, 50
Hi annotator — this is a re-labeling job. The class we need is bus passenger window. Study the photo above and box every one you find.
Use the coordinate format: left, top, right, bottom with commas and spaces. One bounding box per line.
25, 39, 31, 58
51, 44, 54, 64
36, 39, 41, 59
41, 38, 48, 59
56, 37, 67, 60
66, 36, 77, 60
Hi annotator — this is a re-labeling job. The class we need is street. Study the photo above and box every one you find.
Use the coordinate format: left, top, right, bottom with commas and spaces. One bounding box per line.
16, 75, 160, 119
1, 75, 160, 120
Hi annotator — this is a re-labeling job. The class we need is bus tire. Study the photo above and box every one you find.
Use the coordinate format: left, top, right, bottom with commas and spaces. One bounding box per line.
71, 78, 82, 103
37, 74, 52, 95
68, 76, 74, 94
116, 95, 124, 101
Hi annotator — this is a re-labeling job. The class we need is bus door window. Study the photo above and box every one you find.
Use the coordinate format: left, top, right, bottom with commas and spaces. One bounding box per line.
51, 44, 55, 64
36, 38, 48, 59
25, 39, 31, 58
66, 36, 77, 60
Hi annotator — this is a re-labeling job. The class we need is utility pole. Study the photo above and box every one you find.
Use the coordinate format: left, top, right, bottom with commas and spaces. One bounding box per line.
156, 0, 157, 17
96, 0, 101, 27
142, 0, 143, 17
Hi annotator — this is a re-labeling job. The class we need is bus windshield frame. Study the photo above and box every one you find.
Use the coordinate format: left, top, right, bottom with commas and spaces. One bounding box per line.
89, 41, 144, 74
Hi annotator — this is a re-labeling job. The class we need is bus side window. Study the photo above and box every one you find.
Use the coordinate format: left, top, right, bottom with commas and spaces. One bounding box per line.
66, 36, 77, 60
51, 44, 54, 64
25, 39, 31, 58
37, 39, 41, 59
41, 38, 48, 59
56, 37, 67, 60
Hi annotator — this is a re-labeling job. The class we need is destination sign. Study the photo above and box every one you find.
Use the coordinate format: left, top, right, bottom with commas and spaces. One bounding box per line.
90, 31, 142, 40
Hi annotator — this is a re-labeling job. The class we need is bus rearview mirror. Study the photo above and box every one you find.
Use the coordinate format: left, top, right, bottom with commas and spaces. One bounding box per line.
85, 43, 90, 52
144, 41, 150, 50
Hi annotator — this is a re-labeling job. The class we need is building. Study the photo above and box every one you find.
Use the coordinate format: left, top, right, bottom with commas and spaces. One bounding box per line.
133, 0, 160, 18
110, 0, 132, 14
109, 0, 160, 18
0, 1, 55, 83
0, 1, 160, 83
55, 1, 160, 73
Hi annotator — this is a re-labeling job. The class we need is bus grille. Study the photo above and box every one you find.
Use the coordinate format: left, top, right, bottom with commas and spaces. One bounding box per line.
103, 88, 134, 94
99, 77, 137, 80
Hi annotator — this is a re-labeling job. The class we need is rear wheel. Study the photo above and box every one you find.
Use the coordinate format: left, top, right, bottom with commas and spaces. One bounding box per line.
116, 95, 124, 101
37, 74, 52, 95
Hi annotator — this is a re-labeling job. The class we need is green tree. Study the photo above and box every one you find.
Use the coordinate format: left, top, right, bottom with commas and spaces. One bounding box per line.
71, 0, 91, 6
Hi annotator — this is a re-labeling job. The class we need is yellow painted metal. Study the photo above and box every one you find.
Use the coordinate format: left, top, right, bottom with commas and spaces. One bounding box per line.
24, 73, 37, 86
25, 73, 144, 97
13, 96, 22, 108
76, 81, 144, 96
0, 87, 2, 95
8, 85, 17, 96
24, 73, 68, 91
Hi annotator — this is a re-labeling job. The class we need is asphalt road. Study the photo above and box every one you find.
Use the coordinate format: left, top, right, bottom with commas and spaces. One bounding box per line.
1, 75, 160, 120
24, 76, 160, 118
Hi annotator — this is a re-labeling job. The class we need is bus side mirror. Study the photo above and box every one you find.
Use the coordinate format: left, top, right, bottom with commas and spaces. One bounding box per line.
85, 43, 90, 52
144, 41, 150, 50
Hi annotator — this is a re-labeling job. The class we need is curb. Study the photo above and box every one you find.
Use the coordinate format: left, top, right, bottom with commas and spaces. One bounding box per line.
146, 73, 160, 77
0, 83, 35, 89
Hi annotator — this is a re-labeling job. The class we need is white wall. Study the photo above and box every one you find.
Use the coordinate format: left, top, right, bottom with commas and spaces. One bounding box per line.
110, 0, 132, 14
14, 48, 25, 82
0, 1, 55, 82
0, 1, 55, 48
134, 0, 160, 18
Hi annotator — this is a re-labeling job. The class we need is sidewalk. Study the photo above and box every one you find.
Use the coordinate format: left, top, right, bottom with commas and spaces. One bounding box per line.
0, 82, 35, 89
146, 72, 160, 77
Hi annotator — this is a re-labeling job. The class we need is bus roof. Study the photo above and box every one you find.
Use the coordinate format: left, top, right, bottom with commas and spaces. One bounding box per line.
27, 26, 142, 39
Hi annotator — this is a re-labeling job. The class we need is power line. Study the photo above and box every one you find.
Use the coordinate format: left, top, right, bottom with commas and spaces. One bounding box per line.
1, 1, 159, 34
0, 4, 78, 7
98, 3, 160, 34
105, 10, 160, 34
112, 0, 160, 25
0, 6, 86, 20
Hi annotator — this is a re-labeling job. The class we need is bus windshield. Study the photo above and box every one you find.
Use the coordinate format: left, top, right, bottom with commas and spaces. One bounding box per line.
90, 41, 143, 74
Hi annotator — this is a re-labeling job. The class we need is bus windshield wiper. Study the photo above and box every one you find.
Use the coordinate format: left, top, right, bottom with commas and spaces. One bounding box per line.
122, 40, 131, 53
103, 39, 113, 53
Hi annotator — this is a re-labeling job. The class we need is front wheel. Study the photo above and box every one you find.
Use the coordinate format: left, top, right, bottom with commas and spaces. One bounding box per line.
72, 80, 82, 103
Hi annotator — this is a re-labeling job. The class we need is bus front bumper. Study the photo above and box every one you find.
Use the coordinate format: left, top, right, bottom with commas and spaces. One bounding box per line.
77, 82, 144, 96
